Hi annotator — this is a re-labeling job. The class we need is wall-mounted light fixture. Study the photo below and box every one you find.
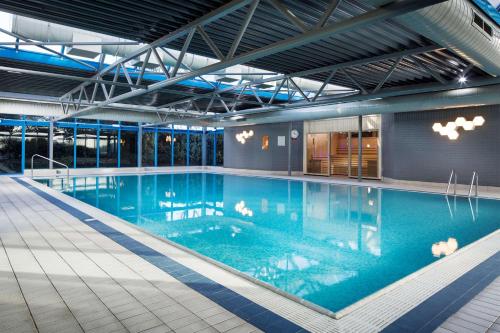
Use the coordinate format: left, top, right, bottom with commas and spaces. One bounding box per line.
432, 116, 485, 140
235, 130, 254, 144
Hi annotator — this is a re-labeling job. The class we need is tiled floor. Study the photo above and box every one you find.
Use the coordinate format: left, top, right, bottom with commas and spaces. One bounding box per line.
0, 177, 262, 333
1, 173, 499, 333
436, 277, 500, 333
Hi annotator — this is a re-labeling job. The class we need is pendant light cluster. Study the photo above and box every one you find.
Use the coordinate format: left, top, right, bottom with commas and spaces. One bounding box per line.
432, 116, 485, 140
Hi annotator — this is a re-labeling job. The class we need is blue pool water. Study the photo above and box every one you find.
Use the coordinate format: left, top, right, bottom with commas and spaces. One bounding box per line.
40, 173, 500, 313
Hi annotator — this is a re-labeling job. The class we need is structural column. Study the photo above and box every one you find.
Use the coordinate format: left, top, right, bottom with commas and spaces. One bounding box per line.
201, 127, 207, 166
49, 120, 54, 169
358, 115, 362, 182
288, 122, 292, 176
137, 124, 143, 168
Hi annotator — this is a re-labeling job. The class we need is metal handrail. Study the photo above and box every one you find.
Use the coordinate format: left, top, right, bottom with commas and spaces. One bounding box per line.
446, 169, 457, 196
468, 171, 478, 197
31, 154, 70, 183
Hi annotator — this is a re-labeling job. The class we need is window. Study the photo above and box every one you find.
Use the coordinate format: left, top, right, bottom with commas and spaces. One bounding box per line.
216, 132, 224, 166
142, 130, 155, 167
157, 132, 172, 166
473, 12, 493, 37
0, 125, 22, 174
99, 128, 118, 167
120, 130, 137, 167
53, 126, 75, 168
76, 127, 97, 168
189, 132, 202, 166
206, 132, 214, 166
174, 132, 187, 166
25, 125, 49, 169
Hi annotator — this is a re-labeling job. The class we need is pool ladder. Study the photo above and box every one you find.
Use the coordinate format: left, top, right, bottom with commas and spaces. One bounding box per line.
446, 169, 478, 197
31, 154, 70, 185
468, 171, 478, 198
446, 169, 457, 196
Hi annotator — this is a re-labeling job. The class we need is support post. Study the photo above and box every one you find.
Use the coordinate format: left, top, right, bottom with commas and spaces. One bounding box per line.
138, 124, 143, 168
49, 120, 54, 169
117, 122, 121, 168
171, 128, 175, 166
288, 122, 292, 176
186, 128, 190, 166
154, 129, 158, 167
73, 122, 77, 169
358, 115, 362, 182
21, 118, 25, 174
96, 121, 100, 168
202, 127, 207, 166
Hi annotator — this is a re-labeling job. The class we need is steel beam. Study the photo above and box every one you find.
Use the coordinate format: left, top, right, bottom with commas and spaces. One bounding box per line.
57, 0, 445, 120
150, 45, 440, 110
226, 0, 260, 60
268, 0, 308, 32
316, 0, 342, 28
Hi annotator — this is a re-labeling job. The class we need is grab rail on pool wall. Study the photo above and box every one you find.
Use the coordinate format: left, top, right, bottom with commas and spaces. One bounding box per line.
468, 171, 479, 197
446, 169, 457, 196
31, 154, 70, 185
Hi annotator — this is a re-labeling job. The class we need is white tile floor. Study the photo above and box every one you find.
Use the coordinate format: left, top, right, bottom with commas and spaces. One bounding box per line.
0, 177, 261, 333
2, 171, 500, 333
435, 277, 500, 333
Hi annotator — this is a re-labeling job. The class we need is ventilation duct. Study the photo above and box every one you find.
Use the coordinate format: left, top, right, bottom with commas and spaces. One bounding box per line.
10, 15, 345, 94
366, 0, 500, 76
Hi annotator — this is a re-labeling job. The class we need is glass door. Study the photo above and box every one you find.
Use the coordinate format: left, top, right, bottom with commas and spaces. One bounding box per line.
350, 131, 379, 179
306, 133, 329, 175
330, 132, 349, 176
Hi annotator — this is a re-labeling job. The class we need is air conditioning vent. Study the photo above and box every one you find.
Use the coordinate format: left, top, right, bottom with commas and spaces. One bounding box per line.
472, 12, 493, 37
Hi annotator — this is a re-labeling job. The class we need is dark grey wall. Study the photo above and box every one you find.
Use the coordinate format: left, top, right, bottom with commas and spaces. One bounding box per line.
224, 122, 303, 171
382, 105, 500, 186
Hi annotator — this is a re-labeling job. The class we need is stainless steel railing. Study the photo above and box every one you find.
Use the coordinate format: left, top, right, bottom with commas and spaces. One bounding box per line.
468, 171, 478, 197
446, 169, 457, 196
31, 154, 70, 184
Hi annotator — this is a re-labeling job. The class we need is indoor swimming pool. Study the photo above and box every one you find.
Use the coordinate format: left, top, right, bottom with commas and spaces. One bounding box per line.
39, 173, 500, 313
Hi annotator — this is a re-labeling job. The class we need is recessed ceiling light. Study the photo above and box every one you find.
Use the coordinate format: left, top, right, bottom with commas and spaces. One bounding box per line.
458, 76, 467, 83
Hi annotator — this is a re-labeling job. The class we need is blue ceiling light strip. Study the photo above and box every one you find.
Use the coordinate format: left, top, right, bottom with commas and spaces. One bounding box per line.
0, 46, 300, 102
471, 0, 500, 25
13, 177, 307, 333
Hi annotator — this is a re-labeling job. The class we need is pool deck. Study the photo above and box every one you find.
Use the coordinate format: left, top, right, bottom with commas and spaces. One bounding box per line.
2, 168, 500, 332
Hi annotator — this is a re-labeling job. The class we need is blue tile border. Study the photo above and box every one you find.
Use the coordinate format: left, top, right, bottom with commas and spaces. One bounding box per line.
14, 178, 307, 333
382, 251, 500, 333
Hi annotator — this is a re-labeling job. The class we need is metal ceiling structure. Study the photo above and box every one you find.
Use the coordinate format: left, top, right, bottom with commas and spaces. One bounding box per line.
0, 0, 496, 126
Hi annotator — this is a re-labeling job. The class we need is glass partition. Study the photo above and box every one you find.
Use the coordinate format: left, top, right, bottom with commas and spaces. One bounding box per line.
174, 132, 187, 166
142, 131, 155, 167
99, 128, 118, 167
120, 131, 137, 167
25, 125, 49, 169
306, 133, 329, 175
76, 127, 97, 168
189, 132, 202, 166
53, 126, 75, 168
157, 132, 172, 166
0, 125, 22, 174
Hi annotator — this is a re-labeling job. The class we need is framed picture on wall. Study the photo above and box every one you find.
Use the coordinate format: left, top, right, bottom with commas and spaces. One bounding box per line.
262, 135, 269, 150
